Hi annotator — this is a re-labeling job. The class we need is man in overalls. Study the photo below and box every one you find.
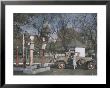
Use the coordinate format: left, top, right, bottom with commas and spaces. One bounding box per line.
71, 53, 77, 69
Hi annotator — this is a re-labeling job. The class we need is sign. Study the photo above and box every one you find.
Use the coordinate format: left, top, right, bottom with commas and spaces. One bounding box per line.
30, 44, 34, 49
75, 47, 85, 57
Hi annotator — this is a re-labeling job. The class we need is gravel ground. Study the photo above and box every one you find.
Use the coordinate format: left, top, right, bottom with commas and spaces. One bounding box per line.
38, 68, 96, 75
14, 68, 97, 75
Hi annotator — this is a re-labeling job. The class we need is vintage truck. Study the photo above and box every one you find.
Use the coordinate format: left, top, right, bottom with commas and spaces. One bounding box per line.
53, 48, 96, 70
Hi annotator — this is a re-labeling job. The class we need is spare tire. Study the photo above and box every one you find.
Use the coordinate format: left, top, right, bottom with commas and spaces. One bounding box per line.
57, 61, 66, 69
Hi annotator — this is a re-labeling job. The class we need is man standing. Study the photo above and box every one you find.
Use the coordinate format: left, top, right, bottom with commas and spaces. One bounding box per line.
71, 53, 77, 69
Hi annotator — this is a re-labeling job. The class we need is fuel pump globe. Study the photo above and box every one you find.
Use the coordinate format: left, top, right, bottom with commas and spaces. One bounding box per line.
30, 36, 34, 41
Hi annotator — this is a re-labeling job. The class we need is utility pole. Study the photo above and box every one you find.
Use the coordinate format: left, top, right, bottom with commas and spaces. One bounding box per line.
23, 34, 26, 67
25, 47, 27, 64
16, 46, 19, 66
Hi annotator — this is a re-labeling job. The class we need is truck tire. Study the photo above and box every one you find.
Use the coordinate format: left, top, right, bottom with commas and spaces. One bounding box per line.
57, 61, 65, 69
87, 61, 95, 70
77, 60, 82, 66
77, 59, 85, 66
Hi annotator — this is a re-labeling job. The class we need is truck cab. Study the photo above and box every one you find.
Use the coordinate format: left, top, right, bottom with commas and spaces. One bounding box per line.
54, 47, 96, 69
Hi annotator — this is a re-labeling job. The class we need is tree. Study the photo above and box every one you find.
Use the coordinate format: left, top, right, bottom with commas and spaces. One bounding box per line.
13, 13, 97, 57
79, 14, 97, 50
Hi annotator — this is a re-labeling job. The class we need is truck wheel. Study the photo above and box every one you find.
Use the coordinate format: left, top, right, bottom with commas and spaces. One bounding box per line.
87, 62, 95, 70
77, 60, 82, 66
77, 59, 85, 66
57, 62, 65, 69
